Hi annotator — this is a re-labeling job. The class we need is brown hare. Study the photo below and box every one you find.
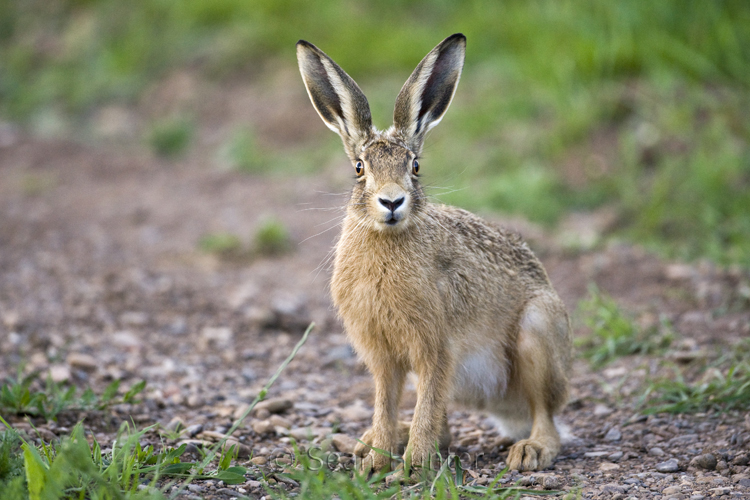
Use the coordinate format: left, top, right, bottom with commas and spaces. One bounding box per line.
296, 33, 572, 472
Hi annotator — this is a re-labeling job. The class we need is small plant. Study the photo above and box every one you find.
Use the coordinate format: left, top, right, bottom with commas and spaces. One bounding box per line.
198, 232, 243, 256
225, 128, 267, 173
254, 217, 291, 256
641, 340, 750, 414
576, 284, 673, 367
0, 374, 146, 421
147, 117, 193, 158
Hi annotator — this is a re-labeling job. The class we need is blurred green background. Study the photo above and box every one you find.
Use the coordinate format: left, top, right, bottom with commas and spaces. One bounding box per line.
2, 0, 749, 266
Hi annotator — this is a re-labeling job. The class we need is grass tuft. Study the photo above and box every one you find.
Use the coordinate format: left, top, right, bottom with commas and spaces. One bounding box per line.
146, 117, 193, 158
576, 284, 673, 367
254, 217, 292, 256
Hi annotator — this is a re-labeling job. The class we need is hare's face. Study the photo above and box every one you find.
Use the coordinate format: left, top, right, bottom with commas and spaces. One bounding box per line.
351, 139, 425, 231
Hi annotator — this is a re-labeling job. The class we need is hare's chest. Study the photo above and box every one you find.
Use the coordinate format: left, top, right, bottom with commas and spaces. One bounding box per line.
331, 248, 439, 347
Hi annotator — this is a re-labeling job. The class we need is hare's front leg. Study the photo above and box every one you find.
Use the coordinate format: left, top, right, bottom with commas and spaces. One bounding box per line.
404, 357, 452, 470
358, 360, 406, 473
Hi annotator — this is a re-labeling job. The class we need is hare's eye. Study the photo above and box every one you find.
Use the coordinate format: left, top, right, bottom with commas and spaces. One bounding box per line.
412, 158, 420, 175
355, 160, 364, 176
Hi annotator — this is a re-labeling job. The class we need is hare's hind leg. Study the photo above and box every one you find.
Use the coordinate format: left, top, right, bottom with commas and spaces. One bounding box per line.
505, 296, 571, 471
354, 419, 450, 457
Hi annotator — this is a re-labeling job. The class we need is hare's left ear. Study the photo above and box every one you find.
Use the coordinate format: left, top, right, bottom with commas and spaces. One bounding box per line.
297, 40, 373, 161
393, 34, 465, 155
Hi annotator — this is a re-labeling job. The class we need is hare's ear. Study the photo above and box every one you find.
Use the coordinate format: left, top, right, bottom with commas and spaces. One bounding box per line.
393, 33, 465, 154
297, 40, 373, 160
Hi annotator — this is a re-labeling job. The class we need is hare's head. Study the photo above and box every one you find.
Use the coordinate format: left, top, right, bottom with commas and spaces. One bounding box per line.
297, 34, 465, 232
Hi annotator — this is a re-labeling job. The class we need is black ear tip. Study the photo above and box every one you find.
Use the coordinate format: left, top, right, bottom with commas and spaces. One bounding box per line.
447, 33, 466, 43
297, 40, 313, 49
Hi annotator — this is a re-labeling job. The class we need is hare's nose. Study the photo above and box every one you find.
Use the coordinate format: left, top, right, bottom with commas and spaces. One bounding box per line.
378, 196, 405, 212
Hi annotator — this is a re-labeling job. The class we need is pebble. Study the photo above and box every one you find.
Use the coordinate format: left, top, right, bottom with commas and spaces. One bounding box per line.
184, 424, 204, 438
66, 352, 98, 371
252, 420, 275, 435
331, 433, 358, 454
542, 475, 561, 489
663, 485, 681, 495
655, 458, 680, 473
250, 456, 267, 466
691, 453, 717, 470
649, 447, 666, 456
604, 428, 622, 442
254, 398, 293, 415
608, 451, 624, 462
601, 483, 627, 494
599, 462, 620, 471
269, 415, 292, 429
289, 427, 329, 441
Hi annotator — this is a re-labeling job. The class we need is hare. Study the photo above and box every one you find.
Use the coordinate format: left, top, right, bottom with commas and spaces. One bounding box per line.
296, 33, 572, 472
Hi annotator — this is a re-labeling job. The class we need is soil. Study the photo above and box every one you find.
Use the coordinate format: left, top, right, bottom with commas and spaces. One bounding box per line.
1, 76, 749, 499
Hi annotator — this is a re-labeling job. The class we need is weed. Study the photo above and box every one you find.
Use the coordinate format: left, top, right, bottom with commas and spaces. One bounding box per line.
147, 117, 193, 158
576, 285, 673, 367
641, 340, 750, 414
254, 217, 291, 256
198, 232, 243, 256
0, 373, 146, 421
225, 128, 268, 173
275, 442, 560, 499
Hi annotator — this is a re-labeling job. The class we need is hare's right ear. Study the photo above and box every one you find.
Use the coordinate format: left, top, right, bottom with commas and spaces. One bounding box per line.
393, 34, 465, 155
297, 40, 373, 160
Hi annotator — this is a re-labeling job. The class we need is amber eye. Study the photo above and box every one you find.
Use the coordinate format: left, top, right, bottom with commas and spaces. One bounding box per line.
412, 158, 420, 175
355, 160, 364, 176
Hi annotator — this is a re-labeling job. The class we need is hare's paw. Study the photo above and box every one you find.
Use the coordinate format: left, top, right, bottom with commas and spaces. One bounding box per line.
506, 439, 554, 471
354, 428, 377, 458
359, 448, 397, 474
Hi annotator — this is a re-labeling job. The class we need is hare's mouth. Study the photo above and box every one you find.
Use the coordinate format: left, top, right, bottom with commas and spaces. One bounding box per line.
385, 216, 399, 226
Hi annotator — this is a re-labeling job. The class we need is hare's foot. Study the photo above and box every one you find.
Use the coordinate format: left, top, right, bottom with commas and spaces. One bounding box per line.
506, 438, 556, 471
402, 418, 452, 470
354, 421, 410, 458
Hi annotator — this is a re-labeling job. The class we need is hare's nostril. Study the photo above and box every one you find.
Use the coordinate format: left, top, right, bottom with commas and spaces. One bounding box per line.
378, 196, 405, 213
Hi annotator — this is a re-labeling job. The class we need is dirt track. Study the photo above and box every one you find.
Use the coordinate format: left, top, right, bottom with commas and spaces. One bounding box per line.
1, 128, 749, 498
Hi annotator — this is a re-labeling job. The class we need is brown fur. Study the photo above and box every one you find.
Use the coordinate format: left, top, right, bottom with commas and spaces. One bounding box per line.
297, 34, 572, 472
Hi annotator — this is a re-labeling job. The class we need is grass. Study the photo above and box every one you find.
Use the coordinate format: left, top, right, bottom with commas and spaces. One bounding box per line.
274, 444, 563, 500
1, 0, 749, 265
0, 324, 315, 499
641, 340, 750, 414
0, 373, 146, 421
576, 284, 673, 367
146, 116, 193, 158
254, 217, 291, 256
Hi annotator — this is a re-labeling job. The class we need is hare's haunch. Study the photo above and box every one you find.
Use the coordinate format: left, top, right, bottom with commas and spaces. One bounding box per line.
297, 34, 572, 472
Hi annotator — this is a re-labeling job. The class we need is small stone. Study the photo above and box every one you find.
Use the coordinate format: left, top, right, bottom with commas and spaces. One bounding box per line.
585, 451, 610, 458
601, 483, 627, 494
48, 364, 71, 383
649, 447, 665, 456
183, 424, 203, 437
289, 427, 329, 441
252, 420, 274, 435
593, 404, 613, 416
656, 458, 680, 473
690, 495, 706, 500
542, 475, 561, 489
331, 433, 359, 454
738, 478, 750, 487
599, 462, 620, 471
246, 480, 261, 490
120, 311, 148, 327
663, 485, 681, 495
165, 417, 184, 432
254, 398, 293, 415
709, 487, 730, 496
250, 456, 267, 466
604, 428, 622, 442
255, 408, 271, 419
692, 453, 717, 470
716, 460, 729, 471
338, 401, 373, 421
66, 352, 98, 371
269, 414, 292, 429
608, 451, 624, 462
